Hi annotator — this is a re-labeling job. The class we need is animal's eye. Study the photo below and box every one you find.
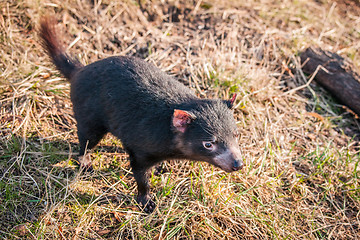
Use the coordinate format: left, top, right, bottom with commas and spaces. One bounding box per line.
202, 141, 214, 150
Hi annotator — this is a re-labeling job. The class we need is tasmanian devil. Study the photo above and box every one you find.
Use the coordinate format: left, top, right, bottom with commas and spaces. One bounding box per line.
39, 17, 244, 213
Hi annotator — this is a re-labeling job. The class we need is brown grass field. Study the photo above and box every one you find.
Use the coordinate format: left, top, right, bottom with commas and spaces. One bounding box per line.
1, 0, 360, 239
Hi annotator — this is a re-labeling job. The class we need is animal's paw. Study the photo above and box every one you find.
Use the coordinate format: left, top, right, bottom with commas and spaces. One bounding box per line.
137, 195, 156, 213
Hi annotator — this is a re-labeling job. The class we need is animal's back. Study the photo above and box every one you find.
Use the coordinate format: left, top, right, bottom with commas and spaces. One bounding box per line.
71, 56, 198, 154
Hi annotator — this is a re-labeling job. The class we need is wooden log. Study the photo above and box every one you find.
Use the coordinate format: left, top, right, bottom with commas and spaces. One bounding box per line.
300, 47, 360, 117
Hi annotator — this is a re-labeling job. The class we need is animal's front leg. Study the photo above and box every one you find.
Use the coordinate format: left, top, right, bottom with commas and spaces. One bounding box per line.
132, 167, 156, 213
128, 151, 155, 213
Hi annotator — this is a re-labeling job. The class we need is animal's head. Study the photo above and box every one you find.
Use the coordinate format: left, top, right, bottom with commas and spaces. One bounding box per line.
172, 95, 243, 172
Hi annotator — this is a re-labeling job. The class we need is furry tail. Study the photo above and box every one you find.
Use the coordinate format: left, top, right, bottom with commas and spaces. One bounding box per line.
39, 17, 83, 80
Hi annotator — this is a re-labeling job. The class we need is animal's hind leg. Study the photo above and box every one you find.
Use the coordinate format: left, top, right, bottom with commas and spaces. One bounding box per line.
77, 124, 107, 170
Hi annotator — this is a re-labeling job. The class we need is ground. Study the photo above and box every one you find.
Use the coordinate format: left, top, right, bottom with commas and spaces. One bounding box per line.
0, 0, 360, 239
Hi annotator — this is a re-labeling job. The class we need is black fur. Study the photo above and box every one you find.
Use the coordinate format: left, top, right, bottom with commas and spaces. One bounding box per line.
39, 17, 243, 213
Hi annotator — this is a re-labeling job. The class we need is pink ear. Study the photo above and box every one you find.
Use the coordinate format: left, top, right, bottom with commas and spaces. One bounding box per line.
230, 93, 237, 105
172, 109, 195, 133
224, 93, 237, 109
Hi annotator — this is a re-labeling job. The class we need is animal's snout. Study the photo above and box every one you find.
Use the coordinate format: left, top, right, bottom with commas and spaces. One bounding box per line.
232, 160, 243, 171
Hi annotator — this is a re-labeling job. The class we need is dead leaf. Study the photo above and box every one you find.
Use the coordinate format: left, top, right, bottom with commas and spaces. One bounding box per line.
306, 112, 324, 122
14, 223, 29, 236
342, 106, 359, 119
40, 72, 51, 79
97, 229, 111, 235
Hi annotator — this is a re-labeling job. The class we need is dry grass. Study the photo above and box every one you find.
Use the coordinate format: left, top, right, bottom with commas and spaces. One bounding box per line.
1, 0, 360, 239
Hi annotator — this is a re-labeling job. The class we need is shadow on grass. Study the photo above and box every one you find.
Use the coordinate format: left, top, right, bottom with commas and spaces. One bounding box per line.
0, 134, 136, 238
304, 85, 360, 141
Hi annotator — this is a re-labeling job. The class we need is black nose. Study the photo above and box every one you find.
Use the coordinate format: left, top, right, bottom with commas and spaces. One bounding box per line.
232, 160, 243, 171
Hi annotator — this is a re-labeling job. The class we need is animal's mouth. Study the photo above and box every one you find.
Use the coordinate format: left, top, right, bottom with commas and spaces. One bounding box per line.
212, 161, 243, 173
211, 149, 244, 173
